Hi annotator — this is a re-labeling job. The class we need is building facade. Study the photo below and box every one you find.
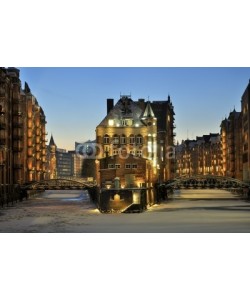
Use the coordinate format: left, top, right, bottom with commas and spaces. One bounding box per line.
56, 148, 74, 177
24, 82, 48, 182
176, 133, 222, 177
241, 81, 250, 181
220, 110, 242, 180
47, 135, 57, 179
0, 67, 48, 188
95, 95, 175, 187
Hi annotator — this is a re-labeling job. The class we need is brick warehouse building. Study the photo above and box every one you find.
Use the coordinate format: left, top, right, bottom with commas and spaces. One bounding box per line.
241, 80, 250, 181
0, 67, 48, 189
220, 110, 242, 180
175, 134, 222, 177
95, 95, 175, 188
95, 95, 175, 211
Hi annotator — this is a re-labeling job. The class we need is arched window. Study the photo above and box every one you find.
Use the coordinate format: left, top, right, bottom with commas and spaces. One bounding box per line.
129, 134, 135, 145
113, 134, 119, 144
136, 134, 143, 145
120, 134, 126, 145
104, 134, 110, 144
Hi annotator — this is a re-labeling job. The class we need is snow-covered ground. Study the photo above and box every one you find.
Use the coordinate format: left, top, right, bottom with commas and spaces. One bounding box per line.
0, 189, 250, 232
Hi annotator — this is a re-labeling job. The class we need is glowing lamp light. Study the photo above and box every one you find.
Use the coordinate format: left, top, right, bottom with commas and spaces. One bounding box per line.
114, 194, 120, 201
108, 119, 114, 126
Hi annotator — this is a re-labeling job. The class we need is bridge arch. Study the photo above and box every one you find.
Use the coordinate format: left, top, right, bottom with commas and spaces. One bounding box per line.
22, 178, 96, 190
155, 175, 250, 202
163, 175, 250, 190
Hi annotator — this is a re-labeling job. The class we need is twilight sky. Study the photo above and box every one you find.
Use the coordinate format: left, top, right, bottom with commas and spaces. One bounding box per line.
19, 67, 250, 150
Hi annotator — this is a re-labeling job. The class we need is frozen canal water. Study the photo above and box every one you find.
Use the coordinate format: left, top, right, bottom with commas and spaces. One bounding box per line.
0, 189, 250, 232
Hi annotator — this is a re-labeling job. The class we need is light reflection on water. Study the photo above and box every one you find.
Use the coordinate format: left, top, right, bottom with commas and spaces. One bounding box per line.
171, 189, 241, 199
35, 190, 91, 201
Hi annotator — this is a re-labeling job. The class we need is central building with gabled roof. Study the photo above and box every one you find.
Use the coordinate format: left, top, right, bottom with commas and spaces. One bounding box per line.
95, 95, 175, 190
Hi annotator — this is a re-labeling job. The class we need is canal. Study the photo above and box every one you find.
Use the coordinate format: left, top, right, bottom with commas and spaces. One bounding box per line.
0, 189, 250, 232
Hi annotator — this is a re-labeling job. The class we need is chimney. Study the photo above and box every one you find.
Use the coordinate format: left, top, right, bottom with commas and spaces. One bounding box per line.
138, 98, 145, 110
107, 98, 114, 114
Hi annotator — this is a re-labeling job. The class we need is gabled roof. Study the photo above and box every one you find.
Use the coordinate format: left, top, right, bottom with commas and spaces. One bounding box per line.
97, 96, 145, 127
142, 101, 155, 118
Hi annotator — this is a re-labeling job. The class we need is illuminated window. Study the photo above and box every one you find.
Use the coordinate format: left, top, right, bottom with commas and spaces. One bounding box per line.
136, 135, 143, 145
113, 149, 119, 155
104, 146, 109, 153
104, 135, 110, 144
120, 135, 126, 144
108, 119, 114, 126
137, 150, 142, 157
129, 134, 135, 144
108, 164, 114, 169
121, 119, 133, 126
113, 135, 119, 144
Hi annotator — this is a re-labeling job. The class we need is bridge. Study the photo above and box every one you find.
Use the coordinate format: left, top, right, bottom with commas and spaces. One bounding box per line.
154, 175, 250, 202
22, 178, 97, 191
162, 175, 250, 190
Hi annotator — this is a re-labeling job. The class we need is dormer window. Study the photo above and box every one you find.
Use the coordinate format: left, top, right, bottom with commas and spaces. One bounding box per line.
121, 119, 127, 126
108, 119, 114, 126
121, 119, 133, 126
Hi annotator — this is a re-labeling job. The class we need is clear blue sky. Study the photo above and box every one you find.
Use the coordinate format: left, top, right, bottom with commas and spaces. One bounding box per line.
19, 67, 250, 150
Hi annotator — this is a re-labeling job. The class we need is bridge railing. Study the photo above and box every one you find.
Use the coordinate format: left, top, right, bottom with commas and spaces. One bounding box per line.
21, 178, 97, 190
154, 175, 250, 201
